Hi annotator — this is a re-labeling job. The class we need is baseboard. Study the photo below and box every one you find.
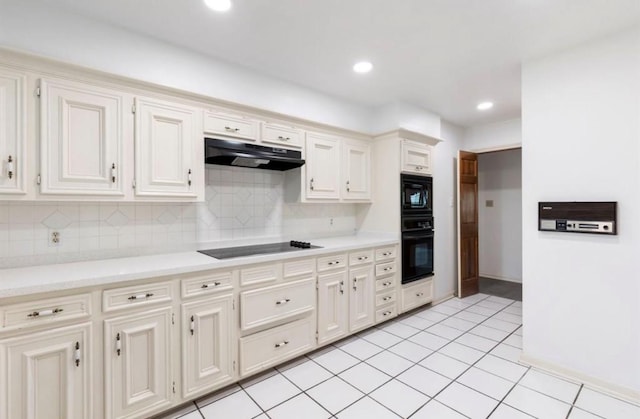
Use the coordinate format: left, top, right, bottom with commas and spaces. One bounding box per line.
519, 353, 640, 405
479, 273, 522, 284
433, 292, 456, 305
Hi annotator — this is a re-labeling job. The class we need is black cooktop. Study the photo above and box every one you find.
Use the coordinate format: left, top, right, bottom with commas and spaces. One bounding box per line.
198, 241, 322, 260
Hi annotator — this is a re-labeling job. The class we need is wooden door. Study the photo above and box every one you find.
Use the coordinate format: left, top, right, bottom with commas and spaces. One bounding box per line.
348, 265, 374, 332
317, 270, 348, 345
104, 307, 172, 419
305, 133, 341, 200
342, 140, 371, 201
181, 294, 235, 399
0, 68, 26, 194
40, 78, 126, 196
134, 97, 198, 198
0, 323, 92, 419
457, 151, 479, 297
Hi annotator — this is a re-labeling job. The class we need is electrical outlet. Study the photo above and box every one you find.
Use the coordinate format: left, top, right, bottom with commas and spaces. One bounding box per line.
51, 231, 61, 246
486, 200, 494, 208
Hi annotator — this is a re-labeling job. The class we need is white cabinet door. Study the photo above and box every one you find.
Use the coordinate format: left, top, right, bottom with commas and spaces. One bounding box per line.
305, 133, 341, 200
348, 265, 375, 332
182, 294, 235, 399
342, 140, 371, 201
402, 140, 432, 175
317, 270, 348, 345
0, 323, 92, 419
0, 68, 26, 194
40, 78, 127, 196
104, 307, 172, 419
134, 97, 199, 198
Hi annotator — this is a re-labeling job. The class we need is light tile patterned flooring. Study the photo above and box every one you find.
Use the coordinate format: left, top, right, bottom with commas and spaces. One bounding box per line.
160, 294, 640, 419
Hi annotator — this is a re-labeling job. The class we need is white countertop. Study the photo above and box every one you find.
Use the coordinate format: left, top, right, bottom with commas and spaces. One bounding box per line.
0, 234, 398, 299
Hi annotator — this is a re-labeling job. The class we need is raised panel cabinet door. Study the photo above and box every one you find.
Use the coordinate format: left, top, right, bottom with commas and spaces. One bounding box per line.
135, 97, 198, 198
402, 141, 432, 175
0, 323, 92, 419
348, 265, 375, 332
0, 67, 26, 194
104, 307, 172, 419
342, 140, 371, 201
181, 294, 235, 399
317, 270, 348, 345
305, 133, 341, 200
40, 78, 126, 195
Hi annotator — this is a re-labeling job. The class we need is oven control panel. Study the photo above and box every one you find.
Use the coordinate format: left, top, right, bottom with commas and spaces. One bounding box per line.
538, 202, 617, 235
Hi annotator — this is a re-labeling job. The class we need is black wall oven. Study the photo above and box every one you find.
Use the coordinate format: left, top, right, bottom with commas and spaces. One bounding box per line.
400, 174, 434, 284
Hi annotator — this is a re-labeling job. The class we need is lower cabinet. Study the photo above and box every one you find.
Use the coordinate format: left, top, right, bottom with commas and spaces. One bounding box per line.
0, 323, 92, 419
181, 294, 235, 399
317, 270, 349, 345
400, 278, 434, 313
104, 307, 173, 419
348, 265, 375, 332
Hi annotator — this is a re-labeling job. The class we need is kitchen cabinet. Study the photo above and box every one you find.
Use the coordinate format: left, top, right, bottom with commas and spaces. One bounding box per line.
0, 323, 92, 419
374, 245, 399, 324
104, 307, 173, 419
261, 122, 303, 149
316, 269, 349, 345
39, 77, 128, 196
400, 277, 434, 313
204, 111, 259, 141
134, 97, 200, 198
401, 139, 432, 175
305, 132, 341, 200
0, 67, 26, 194
348, 265, 375, 332
341, 139, 371, 201
181, 294, 235, 399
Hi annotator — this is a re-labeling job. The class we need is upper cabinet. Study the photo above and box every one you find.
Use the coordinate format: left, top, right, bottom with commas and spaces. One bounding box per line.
401, 139, 432, 175
305, 132, 341, 200
0, 67, 26, 194
204, 111, 259, 141
341, 139, 371, 201
40, 78, 127, 196
134, 97, 201, 199
261, 122, 303, 149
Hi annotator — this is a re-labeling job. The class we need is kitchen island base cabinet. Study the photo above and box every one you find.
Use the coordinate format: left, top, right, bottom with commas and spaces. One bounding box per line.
181, 294, 235, 400
104, 307, 172, 419
0, 323, 92, 419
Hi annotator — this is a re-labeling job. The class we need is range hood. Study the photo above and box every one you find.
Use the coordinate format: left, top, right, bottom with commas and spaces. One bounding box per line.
204, 137, 305, 171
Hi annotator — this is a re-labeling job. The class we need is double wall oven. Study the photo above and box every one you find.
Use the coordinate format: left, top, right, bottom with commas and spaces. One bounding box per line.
401, 174, 434, 284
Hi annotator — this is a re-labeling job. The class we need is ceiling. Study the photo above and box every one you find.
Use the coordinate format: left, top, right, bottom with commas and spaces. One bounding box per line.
37, 0, 640, 127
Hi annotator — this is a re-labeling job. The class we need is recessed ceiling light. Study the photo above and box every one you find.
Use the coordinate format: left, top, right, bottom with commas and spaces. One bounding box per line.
204, 0, 232, 12
353, 61, 373, 74
477, 101, 494, 111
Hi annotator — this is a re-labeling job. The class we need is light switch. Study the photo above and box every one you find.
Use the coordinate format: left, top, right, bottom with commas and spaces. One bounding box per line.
486, 200, 494, 207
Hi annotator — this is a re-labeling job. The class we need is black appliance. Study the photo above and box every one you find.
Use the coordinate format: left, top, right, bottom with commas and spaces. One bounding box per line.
205, 137, 305, 171
401, 174, 433, 215
538, 201, 617, 235
401, 215, 434, 284
199, 240, 321, 260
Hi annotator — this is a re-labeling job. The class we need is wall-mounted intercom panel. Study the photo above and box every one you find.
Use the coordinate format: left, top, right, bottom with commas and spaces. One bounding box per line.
538, 202, 617, 235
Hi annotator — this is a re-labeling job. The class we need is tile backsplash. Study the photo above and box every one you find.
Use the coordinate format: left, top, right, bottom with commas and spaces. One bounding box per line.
0, 166, 358, 269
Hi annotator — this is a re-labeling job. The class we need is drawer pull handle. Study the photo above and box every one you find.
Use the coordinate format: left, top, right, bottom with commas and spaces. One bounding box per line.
275, 298, 291, 305
353, 277, 357, 291
346, 180, 350, 192
27, 308, 63, 318
383, 311, 392, 316
111, 163, 116, 183
416, 166, 423, 170
382, 281, 392, 287
309, 177, 314, 190
190, 315, 195, 335
383, 296, 392, 301
7, 155, 14, 179
328, 261, 341, 266
224, 126, 240, 132
116, 333, 121, 356
128, 293, 154, 301
274, 340, 290, 348
383, 267, 393, 272
357, 256, 369, 261
201, 282, 222, 289
339, 280, 344, 295
416, 292, 424, 297
277, 136, 291, 141
75, 341, 81, 367
382, 252, 392, 257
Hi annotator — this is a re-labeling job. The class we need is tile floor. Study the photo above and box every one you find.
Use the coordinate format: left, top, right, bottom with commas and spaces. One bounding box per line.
159, 294, 640, 419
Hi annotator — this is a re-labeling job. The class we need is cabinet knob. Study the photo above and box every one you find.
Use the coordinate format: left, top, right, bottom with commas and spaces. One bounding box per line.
309, 177, 314, 191
111, 163, 116, 183
115, 333, 121, 356
346, 180, 350, 192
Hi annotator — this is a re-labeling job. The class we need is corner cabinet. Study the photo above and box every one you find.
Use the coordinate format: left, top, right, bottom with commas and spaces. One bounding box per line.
0, 67, 26, 194
305, 132, 341, 200
401, 139, 433, 175
134, 97, 201, 199
39, 78, 128, 196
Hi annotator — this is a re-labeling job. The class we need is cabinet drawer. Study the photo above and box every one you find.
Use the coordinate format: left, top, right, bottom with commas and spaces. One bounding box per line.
349, 249, 374, 266
375, 277, 396, 292
401, 279, 433, 313
181, 270, 233, 298
0, 294, 92, 332
375, 291, 396, 308
240, 279, 314, 331
283, 258, 315, 280
375, 305, 398, 323
317, 253, 347, 272
240, 263, 282, 286
375, 246, 397, 262
261, 123, 303, 149
375, 261, 397, 277
103, 281, 172, 313
204, 112, 259, 140
239, 316, 315, 377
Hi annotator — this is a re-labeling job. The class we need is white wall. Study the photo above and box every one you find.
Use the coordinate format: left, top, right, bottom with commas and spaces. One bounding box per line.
522, 27, 640, 395
464, 118, 522, 151
478, 149, 522, 283
371, 102, 442, 138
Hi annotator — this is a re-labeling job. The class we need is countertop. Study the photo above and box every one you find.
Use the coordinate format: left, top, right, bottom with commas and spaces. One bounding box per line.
0, 234, 399, 299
